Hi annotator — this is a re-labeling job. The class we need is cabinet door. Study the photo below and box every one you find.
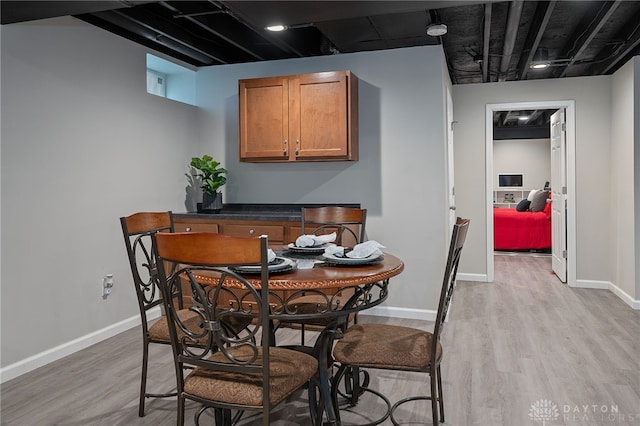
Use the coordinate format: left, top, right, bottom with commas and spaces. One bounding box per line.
239, 76, 289, 160
290, 71, 355, 160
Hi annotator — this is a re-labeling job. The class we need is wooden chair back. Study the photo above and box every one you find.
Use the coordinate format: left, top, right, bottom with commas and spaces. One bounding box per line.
302, 206, 367, 247
120, 211, 176, 324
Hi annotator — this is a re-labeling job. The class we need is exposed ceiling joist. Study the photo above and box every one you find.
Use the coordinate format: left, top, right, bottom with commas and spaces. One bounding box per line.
517, 0, 556, 81
2, 0, 639, 88
498, 0, 524, 82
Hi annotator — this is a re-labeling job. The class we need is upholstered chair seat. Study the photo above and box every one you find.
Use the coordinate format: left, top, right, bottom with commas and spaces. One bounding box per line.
332, 323, 442, 372
184, 346, 318, 407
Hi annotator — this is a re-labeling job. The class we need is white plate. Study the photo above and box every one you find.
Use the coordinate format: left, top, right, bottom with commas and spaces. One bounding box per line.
230, 257, 295, 274
322, 253, 383, 265
286, 243, 329, 254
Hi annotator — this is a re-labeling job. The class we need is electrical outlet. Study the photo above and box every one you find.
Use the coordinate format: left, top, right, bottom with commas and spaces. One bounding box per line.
102, 274, 114, 298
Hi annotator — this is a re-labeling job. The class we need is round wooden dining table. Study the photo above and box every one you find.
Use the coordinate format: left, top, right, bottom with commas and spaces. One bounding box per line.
191, 252, 405, 425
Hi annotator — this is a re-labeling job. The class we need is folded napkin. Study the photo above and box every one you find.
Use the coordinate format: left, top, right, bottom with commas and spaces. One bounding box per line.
323, 244, 344, 257
267, 249, 276, 263
346, 240, 385, 258
323, 240, 385, 259
295, 232, 337, 248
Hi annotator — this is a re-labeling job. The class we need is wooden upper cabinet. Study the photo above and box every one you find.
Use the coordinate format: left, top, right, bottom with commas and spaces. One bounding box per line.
239, 71, 358, 162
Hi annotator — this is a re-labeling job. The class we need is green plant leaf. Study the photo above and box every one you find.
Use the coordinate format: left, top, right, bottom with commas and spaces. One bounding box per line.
189, 155, 228, 193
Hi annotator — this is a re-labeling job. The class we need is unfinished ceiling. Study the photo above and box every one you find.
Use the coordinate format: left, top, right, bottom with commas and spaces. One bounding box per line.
2, 1, 639, 86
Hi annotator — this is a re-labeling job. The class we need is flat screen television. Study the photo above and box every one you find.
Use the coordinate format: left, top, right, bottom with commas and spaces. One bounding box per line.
498, 174, 523, 187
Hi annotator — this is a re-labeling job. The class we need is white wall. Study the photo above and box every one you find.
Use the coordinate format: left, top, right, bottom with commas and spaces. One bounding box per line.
493, 138, 551, 189
195, 46, 451, 315
453, 76, 613, 282
1, 17, 200, 373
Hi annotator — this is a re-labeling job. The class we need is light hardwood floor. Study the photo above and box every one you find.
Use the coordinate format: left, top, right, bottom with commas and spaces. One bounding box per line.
2, 254, 639, 425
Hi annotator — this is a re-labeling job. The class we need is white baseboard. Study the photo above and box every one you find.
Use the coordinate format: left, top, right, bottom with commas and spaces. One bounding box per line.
0, 307, 162, 384
365, 305, 437, 322
457, 272, 489, 282
572, 279, 609, 289
574, 279, 640, 310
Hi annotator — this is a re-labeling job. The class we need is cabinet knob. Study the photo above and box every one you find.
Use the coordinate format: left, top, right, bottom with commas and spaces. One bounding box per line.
249, 229, 255, 235
185, 227, 191, 232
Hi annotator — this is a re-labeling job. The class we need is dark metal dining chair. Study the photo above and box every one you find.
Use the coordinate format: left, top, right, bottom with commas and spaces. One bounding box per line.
121, 211, 202, 417
153, 232, 319, 426
330, 217, 470, 425
290, 206, 368, 345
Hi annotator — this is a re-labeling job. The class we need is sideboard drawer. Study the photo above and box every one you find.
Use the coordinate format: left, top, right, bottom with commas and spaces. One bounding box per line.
174, 220, 219, 233
223, 224, 285, 242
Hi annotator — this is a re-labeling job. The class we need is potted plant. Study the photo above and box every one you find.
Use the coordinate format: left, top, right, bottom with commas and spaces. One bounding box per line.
190, 155, 227, 212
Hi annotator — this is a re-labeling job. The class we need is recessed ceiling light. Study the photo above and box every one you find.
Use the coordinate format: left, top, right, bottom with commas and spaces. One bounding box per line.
518, 116, 530, 121
265, 24, 287, 32
426, 23, 448, 37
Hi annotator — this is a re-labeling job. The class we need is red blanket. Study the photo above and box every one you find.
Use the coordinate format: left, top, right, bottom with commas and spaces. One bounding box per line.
493, 205, 551, 250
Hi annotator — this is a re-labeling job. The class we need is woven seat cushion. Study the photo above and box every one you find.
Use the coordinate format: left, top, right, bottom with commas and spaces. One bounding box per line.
148, 309, 201, 342
183, 346, 318, 407
149, 309, 252, 343
333, 324, 442, 372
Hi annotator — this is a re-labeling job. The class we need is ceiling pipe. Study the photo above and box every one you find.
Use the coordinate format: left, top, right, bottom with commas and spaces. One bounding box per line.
599, 24, 640, 74
79, 11, 219, 65
112, 9, 229, 64
212, 0, 306, 58
482, 3, 491, 83
592, 7, 640, 75
498, 0, 524, 82
159, 1, 265, 61
500, 111, 510, 126
558, 0, 621, 77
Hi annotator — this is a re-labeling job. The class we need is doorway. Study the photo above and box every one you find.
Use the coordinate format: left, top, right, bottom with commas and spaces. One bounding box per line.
485, 100, 576, 286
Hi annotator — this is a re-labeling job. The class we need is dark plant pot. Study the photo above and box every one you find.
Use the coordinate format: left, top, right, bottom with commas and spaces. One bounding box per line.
202, 192, 222, 213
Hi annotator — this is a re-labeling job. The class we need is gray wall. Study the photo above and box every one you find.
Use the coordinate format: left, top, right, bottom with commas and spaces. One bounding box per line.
1, 18, 200, 370
1, 17, 451, 374
194, 46, 452, 315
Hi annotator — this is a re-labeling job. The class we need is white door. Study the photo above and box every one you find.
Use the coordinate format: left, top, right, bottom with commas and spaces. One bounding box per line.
446, 88, 456, 230
550, 109, 567, 282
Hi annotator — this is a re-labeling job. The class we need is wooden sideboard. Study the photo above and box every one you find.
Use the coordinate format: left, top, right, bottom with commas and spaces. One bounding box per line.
173, 216, 298, 247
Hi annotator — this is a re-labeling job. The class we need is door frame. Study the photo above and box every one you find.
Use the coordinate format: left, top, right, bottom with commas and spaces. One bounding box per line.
485, 100, 576, 286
